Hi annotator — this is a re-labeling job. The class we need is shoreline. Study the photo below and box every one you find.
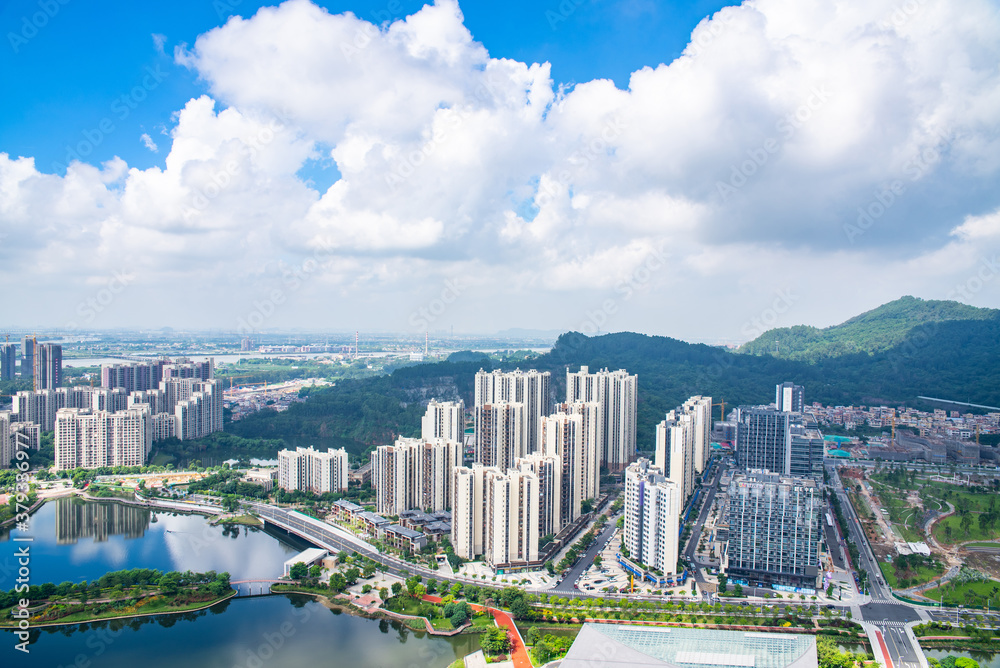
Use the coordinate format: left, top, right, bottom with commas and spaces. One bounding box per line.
0, 591, 238, 630
270, 587, 478, 637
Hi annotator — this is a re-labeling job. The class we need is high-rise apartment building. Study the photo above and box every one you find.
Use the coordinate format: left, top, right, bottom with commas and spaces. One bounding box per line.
566, 366, 637, 470
623, 458, 682, 578
162, 358, 214, 381
789, 425, 825, 481
0, 416, 41, 468
33, 343, 62, 390
277, 446, 348, 494
655, 409, 696, 501
371, 436, 462, 515
474, 402, 524, 472
452, 463, 494, 560
102, 361, 165, 393
421, 399, 464, 442
21, 337, 34, 380
735, 407, 792, 475
683, 396, 713, 474
0, 343, 17, 381
474, 369, 551, 454
450, 463, 540, 568
485, 466, 539, 569
54, 406, 153, 470
172, 380, 224, 440
776, 382, 804, 413
515, 453, 561, 539
540, 411, 598, 526
725, 472, 820, 589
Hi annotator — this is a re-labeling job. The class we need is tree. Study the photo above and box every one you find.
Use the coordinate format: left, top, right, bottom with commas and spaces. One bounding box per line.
308, 564, 323, 578
329, 573, 347, 592
718, 574, 728, 593
510, 596, 531, 620
345, 567, 360, 585
733, 583, 743, 597
157, 572, 181, 596
526, 626, 541, 645
380, 587, 389, 601
392, 581, 403, 596
481, 627, 511, 655
289, 562, 308, 580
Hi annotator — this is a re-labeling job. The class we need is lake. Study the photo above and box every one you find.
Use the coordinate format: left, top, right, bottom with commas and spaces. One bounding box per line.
0, 498, 479, 667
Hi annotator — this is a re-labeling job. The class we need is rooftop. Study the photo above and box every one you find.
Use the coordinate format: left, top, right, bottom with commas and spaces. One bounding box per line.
560, 624, 817, 668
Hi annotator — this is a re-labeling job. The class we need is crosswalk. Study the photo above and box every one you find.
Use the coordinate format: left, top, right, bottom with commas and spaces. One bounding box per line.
868, 597, 906, 605
874, 620, 910, 628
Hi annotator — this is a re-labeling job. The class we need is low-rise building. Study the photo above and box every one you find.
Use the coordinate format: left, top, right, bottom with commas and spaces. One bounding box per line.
383, 524, 428, 553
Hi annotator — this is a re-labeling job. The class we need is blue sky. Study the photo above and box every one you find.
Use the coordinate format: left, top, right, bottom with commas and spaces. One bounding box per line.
1, 0, 734, 176
0, 0, 998, 339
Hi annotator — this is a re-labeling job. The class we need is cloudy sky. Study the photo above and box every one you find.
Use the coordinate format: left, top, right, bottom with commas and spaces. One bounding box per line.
1, 0, 999, 343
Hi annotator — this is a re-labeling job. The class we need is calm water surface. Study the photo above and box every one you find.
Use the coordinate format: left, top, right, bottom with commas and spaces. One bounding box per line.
1, 498, 478, 667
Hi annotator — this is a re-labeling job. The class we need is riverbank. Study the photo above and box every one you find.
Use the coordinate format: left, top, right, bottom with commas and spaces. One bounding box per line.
0, 591, 237, 629
210, 513, 264, 527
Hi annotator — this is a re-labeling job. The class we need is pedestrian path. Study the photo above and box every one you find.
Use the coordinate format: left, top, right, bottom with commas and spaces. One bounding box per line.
422, 595, 531, 668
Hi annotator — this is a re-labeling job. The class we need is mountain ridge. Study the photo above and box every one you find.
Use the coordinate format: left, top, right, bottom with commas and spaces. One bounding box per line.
736, 296, 998, 361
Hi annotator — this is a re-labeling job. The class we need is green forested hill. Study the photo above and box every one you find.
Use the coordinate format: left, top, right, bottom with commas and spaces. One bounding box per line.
175, 299, 1000, 461
736, 296, 997, 361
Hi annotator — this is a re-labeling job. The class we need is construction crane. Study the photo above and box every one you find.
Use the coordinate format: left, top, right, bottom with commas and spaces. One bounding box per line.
712, 399, 726, 423
226, 374, 256, 390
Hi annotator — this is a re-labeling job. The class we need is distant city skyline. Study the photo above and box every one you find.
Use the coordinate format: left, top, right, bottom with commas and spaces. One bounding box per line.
1, 0, 999, 341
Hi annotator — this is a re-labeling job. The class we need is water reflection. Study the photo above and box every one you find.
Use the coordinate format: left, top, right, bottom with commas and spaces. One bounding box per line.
0, 497, 306, 588
55, 497, 150, 544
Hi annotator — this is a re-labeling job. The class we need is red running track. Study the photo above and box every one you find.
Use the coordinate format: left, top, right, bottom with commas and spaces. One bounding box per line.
422, 595, 532, 668
874, 629, 894, 668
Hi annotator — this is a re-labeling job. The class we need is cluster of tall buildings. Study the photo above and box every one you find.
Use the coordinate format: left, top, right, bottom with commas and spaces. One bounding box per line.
450, 367, 635, 569
54, 405, 155, 470
277, 445, 349, 494
654, 396, 712, 502
2, 358, 224, 470
0, 339, 62, 388
620, 394, 711, 584
0, 413, 40, 469
363, 367, 637, 570
372, 435, 462, 515
722, 382, 823, 591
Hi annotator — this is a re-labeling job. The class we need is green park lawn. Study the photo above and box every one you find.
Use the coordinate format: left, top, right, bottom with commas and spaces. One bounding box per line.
879, 560, 944, 589
922, 579, 1000, 608
933, 514, 1000, 545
